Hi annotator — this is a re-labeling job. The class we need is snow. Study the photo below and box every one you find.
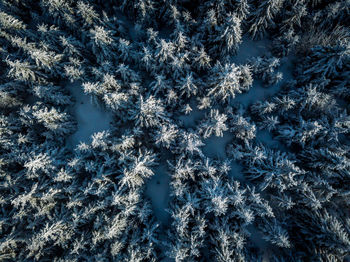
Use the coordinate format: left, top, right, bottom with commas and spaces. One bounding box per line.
279, 55, 294, 82
66, 37, 291, 259
115, 10, 139, 41
202, 131, 245, 181
177, 101, 206, 128
66, 82, 113, 148
256, 129, 288, 152
234, 64, 293, 107
145, 163, 171, 225
232, 36, 271, 65
232, 38, 295, 108
234, 79, 274, 106
145, 156, 173, 260
247, 225, 271, 261
178, 108, 205, 128
203, 131, 233, 158
229, 161, 245, 182
234, 55, 294, 107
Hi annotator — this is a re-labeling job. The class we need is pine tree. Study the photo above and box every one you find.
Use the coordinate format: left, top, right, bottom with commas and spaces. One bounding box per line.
260, 219, 291, 248
154, 123, 178, 149
208, 62, 253, 102
33, 85, 72, 105
131, 96, 169, 128
248, 0, 285, 39
176, 72, 199, 98
229, 114, 256, 142
6, 59, 37, 83
299, 43, 350, 81
210, 13, 242, 57
249, 56, 283, 86
120, 149, 157, 189
199, 109, 228, 139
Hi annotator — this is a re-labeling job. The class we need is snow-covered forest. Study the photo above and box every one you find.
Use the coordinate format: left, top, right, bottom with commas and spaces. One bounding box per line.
0, 0, 349, 261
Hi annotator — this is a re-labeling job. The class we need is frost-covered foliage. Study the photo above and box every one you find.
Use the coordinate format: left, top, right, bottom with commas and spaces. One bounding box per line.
249, 56, 283, 86
166, 155, 276, 261
0, 0, 349, 261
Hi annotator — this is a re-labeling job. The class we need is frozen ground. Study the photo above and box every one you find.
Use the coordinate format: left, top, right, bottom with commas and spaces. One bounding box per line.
202, 132, 245, 182
145, 163, 171, 225
66, 82, 113, 148
235, 56, 294, 107
177, 100, 206, 128
231, 36, 294, 108
247, 225, 271, 261
256, 129, 288, 152
203, 131, 234, 159
232, 36, 271, 64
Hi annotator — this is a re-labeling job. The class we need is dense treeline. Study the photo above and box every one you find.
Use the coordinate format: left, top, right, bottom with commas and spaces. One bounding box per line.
0, 0, 349, 261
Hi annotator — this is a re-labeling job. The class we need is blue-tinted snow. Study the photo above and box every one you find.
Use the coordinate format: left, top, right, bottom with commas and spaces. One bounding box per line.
232, 37, 271, 64
66, 36, 292, 259
256, 129, 288, 152
66, 82, 113, 148
234, 56, 294, 107
247, 224, 271, 260
177, 108, 206, 128
203, 131, 245, 181
145, 163, 171, 225
203, 131, 233, 158
177, 99, 206, 128
232, 37, 294, 107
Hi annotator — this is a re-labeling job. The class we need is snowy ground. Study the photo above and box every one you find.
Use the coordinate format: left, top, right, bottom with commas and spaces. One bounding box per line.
145, 163, 171, 225
178, 108, 205, 129
202, 132, 246, 182
203, 132, 233, 158
247, 225, 271, 261
176, 99, 206, 128
235, 59, 294, 107
66, 82, 113, 148
232, 37, 271, 64
232, 37, 294, 108
256, 129, 288, 152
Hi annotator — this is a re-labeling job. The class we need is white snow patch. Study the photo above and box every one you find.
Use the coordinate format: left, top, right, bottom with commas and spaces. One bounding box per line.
279, 55, 294, 82
66, 82, 113, 148
248, 225, 268, 248
231, 36, 294, 108
145, 163, 171, 225
178, 109, 205, 128
234, 80, 274, 106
